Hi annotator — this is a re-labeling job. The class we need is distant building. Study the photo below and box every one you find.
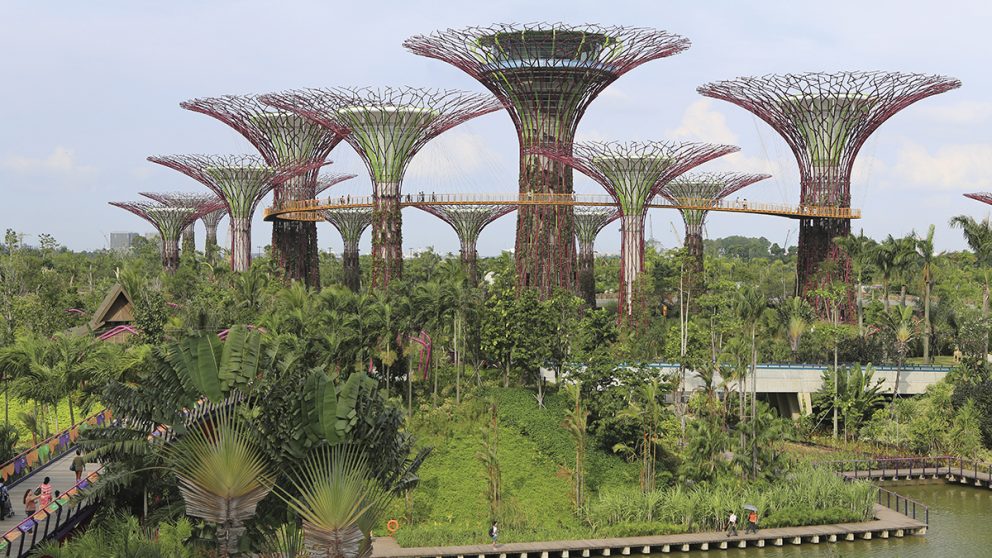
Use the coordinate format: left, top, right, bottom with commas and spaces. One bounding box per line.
109, 232, 140, 253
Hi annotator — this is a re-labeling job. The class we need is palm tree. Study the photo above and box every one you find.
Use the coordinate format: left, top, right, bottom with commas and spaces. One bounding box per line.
167, 408, 273, 556
275, 445, 390, 558
873, 237, 899, 310
885, 305, 916, 403
916, 225, 936, 362
949, 215, 992, 356
613, 379, 667, 492
734, 285, 766, 476
779, 297, 810, 362
893, 234, 919, 307
834, 231, 875, 335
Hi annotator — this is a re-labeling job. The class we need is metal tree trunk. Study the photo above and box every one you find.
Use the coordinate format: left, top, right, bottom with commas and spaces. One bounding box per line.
231, 216, 252, 272
372, 181, 403, 288
798, 216, 855, 319
577, 240, 596, 306
516, 153, 575, 294
181, 225, 196, 258
461, 242, 479, 287
273, 175, 321, 288
204, 223, 219, 263
162, 241, 180, 273
618, 213, 645, 318
684, 231, 705, 290
342, 246, 361, 293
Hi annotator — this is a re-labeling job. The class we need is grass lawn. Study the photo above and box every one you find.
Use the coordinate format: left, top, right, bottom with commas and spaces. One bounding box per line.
0, 394, 93, 451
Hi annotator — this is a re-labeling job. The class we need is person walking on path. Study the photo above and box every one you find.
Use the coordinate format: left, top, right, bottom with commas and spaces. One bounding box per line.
37, 477, 53, 508
23, 489, 36, 517
745, 510, 758, 534
70, 449, 86, 482
489, 521, 499, 548
726, 511, 738, 537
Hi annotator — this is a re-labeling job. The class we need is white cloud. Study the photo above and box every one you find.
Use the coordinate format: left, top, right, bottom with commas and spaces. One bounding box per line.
893, 141, 992, 191
917, 101, 992, 125
1, 146, 97, 176
665, 99, 739, 145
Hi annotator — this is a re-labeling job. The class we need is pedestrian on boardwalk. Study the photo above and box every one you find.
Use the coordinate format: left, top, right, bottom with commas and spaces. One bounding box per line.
726, 511, 738, 537
70, 449, 86, 481
745, 510, 758, 534
489, 521, 499, 548
37, 477, 53, 507
23, 490, 36, 517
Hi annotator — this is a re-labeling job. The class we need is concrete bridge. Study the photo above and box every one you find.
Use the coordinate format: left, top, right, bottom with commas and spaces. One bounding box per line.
652, 363, 951, 418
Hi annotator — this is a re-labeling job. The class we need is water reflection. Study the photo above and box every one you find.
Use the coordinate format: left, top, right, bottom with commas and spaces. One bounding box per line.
676, 483, 990, 558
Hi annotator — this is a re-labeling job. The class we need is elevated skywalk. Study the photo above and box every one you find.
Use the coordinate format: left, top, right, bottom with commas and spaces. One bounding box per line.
0, 410, 109, 557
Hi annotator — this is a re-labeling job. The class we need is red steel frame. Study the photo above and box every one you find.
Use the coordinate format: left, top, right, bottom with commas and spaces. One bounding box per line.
109, 199, 223, 272
181, 95, 350, 287
415, 204, 516, 286
261, 87, 501, 289
698, 71, 960, 318
405, 23, 690, 296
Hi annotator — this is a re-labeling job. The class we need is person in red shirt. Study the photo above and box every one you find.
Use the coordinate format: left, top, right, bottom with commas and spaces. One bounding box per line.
37, 477, 53, 507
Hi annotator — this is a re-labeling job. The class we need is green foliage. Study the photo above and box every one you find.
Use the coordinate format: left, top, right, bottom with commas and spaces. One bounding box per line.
31, 514, 193, 558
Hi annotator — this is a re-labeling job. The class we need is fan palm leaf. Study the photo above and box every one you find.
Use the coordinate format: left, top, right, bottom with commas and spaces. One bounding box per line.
167, 407, 272, 556
275, 445, 391, 558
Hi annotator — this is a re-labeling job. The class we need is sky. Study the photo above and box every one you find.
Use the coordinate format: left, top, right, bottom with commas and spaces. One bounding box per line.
2, 0, 991, 257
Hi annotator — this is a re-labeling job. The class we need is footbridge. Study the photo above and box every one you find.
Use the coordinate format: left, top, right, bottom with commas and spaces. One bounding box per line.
263, 193, 862, 222
0, 410, 110, 557
654, 363, 951, 418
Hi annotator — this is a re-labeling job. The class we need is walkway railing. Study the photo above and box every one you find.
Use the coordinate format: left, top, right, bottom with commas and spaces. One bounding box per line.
264, 192, 862, 222
876, 486, 929, 527
0, 470, 102, 557
0, 410, 111, 487
815, 455, 992, 480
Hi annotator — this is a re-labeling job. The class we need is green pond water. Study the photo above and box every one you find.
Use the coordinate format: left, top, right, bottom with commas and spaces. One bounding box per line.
680, 482, 992, 558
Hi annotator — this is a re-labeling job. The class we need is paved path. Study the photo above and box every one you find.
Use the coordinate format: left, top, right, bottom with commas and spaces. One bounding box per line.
372, 504, 924, 558
0, 452, 80, 534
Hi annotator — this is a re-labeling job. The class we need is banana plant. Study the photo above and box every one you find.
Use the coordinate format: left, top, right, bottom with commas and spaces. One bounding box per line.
166, 324, 262, 404
303, 371, 374, 444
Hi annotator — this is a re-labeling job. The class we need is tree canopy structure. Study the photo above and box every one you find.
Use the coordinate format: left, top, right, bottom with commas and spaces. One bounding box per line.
181, 95, 350, 287
261, 87, 501, 288
321, 207, 373, 292
537, 141, 738, 319
405, 23, 690, 295
416, 204, 516, 286
148, 154, 318, 272
965, 193, 992, 206
138, 191, 221, 259
109, 200, 222, 272
698, 71, 960, 317
573, 207, 619, 306
660, 172, 770, 278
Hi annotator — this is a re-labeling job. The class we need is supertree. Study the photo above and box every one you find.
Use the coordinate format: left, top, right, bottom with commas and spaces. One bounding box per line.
148, 154, 319, 272
405, 24, 691, 295
139, 191, 221, 258
261, 87, 501, 288
321, 207, 373, 292
573, 207, 619, 306
315, 171, 357, 197
109, 200, 222, 272
536, 141, 738, 319
415, 204, 516, 286
660, 172, 770, 279
200, 207, 228, 263
180, 95, 350, 287
965, 193, 992, 206
698, 72, 960, 317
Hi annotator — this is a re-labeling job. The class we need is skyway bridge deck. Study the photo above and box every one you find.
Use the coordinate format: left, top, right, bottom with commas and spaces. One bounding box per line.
264, 193, 862, 222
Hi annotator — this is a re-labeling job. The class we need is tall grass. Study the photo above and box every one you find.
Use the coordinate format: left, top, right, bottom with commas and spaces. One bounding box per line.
588, 466, 876, 532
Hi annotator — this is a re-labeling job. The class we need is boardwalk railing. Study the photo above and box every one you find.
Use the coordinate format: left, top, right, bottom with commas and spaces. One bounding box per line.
264, 193, 862, 222
0, 470, 102, 557
0, 409, 111, 488
876, 486, 929, 527
816, 455, 992, 480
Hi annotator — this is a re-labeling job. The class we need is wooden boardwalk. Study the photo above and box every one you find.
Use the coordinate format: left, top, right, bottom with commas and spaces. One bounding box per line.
841, 466, 992, 486
372, 504, 924, 558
